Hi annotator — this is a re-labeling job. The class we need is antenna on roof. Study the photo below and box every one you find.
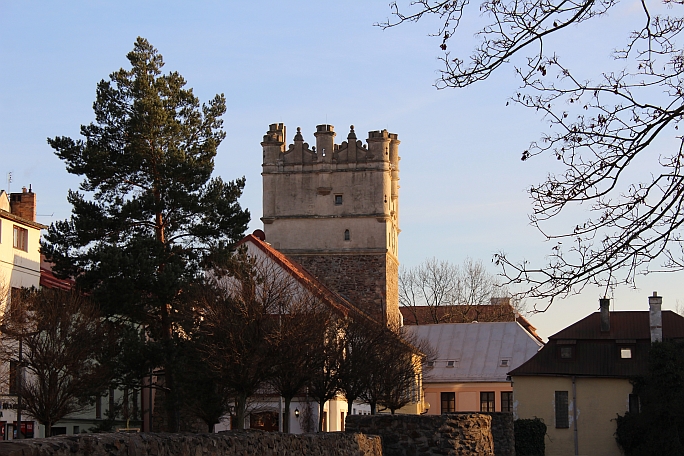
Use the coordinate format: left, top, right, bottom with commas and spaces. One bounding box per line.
6, 172, 12, 194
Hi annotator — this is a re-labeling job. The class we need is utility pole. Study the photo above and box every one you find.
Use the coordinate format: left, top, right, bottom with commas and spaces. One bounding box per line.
16, 333, 23, 439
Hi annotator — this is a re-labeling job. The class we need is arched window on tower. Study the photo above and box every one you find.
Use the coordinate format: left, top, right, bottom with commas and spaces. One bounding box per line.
344, 229, 350, 241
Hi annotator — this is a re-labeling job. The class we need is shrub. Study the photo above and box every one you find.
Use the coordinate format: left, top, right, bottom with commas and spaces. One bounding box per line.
514, 418, 546, 456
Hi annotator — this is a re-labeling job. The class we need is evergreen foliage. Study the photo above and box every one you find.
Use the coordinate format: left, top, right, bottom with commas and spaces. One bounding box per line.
42, 37, 249, 431
514, 418, 546, 456
616, 340, 684, 455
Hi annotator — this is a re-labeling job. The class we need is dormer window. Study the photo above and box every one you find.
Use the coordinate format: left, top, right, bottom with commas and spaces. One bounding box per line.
446, 360, 457, 368
500, 359, 510, 367
560, 346, 573, 359
334, 194, 343, 205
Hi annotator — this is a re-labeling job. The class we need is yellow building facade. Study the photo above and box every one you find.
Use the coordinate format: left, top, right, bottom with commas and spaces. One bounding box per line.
513, 376, 632, 456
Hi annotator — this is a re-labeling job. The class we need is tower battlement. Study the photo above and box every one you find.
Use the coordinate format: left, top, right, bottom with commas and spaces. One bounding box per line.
261, 123, 401, 328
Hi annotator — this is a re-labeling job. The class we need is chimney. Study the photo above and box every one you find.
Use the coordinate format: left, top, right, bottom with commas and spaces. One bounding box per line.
10, 185, 36, 222
649, 291, 663, 343
600, 298, 611, 332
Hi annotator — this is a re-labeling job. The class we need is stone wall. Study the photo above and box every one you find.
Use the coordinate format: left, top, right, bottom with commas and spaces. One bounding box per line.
480, 412, 515, 456
0, 430, 381, 456
291, 253, 400, 327
346, 413, 496, 456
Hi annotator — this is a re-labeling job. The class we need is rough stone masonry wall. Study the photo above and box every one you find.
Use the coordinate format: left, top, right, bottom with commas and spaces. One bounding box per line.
291, 253, 399, 326
346, 413, 500, 456
0, 430, 381, 456
483, 412, 515, 456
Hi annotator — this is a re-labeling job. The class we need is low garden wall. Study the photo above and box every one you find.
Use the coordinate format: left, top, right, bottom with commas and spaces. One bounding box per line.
0, 430, 382, 456
346, 413, 515, 456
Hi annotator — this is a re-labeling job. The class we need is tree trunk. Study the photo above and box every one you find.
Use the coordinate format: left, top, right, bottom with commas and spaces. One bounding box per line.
45, 421, 52, 438
283, 396, 292, 433
369, 402, 377, 415
317, 400, 326, 433
207, 422, 215, 433
235, 394, 247, 430
160, 303, 178, 432
347, 396, 356, 416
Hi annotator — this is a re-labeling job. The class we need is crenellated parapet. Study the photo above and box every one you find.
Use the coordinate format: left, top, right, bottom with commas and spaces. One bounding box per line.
262, 124, 399, 167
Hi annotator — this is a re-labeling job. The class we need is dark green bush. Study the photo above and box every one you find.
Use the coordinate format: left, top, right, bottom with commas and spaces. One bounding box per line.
615, 340, 684, 456
514, 418, 546, 456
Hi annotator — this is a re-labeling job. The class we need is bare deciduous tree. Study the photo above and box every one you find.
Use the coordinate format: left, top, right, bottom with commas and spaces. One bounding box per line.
381, 0, 684, 307
399, 257, 521, 323
1, 288, 117, 437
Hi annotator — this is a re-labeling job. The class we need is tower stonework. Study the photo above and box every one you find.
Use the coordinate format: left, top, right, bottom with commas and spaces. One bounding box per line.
261, 123, 401, 328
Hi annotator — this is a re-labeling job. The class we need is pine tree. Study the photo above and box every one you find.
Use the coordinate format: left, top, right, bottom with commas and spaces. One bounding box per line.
42, 37, 250, 431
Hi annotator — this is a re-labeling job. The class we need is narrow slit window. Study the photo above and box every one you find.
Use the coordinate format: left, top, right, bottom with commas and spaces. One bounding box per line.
344, 229, 350, 241
555, 391, 569, 428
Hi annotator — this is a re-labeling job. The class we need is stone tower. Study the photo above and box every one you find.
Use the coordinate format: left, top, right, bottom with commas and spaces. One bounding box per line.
261, 123, 401, 328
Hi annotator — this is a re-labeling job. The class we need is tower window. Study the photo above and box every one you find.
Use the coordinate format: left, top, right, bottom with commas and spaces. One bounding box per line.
335, 194, 343, 205
344, 230, 350, 241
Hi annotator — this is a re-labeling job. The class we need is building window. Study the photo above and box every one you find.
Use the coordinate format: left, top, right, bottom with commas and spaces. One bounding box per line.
480, 392, 495, 412
446, 360, 457, 368
334, 194, 343, 205
501, 391, 513, 412
500, 359, 510, 367
559, 346, 573, 359
555, 391, 569, 428
620, 347, 632, 359
344, 229, 350, 241
441, 392, 455, 413
13, 225, 28, 251
629, 394, 640, 414
425, 361, 434, 368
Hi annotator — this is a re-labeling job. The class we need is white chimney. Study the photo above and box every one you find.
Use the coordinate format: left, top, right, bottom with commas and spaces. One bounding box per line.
649, 291, 663, 343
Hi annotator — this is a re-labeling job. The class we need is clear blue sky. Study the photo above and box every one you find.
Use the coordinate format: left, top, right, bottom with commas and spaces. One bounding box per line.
2, 0, 681, 338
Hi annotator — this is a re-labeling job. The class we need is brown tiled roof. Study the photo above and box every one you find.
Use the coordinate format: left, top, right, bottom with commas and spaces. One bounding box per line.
237, 234, 378, 324
551, 311, 684, 340
400, 305, 543, 343
509, 311, 684, 378
0, 209, 47, 230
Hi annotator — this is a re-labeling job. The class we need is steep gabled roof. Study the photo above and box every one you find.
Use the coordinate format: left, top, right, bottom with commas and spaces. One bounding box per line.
237, 234, 378, 324
509, 310, 684, 378
407, 322, 542, 383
